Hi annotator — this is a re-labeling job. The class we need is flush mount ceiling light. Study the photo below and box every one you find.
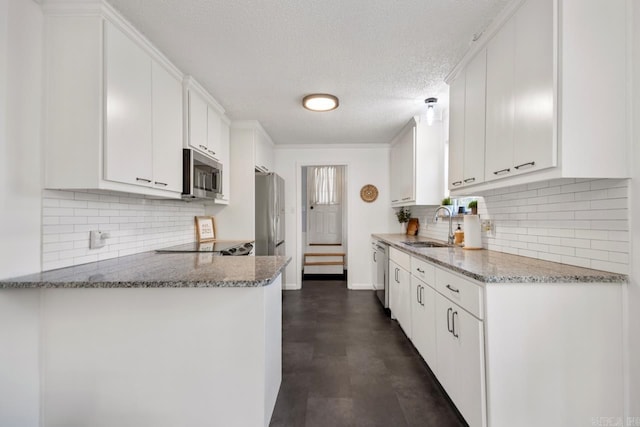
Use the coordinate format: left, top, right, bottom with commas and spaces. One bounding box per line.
302, 94, 339, 112
425, 97, 438, 126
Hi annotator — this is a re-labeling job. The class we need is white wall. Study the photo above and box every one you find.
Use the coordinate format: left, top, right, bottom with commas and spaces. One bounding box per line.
275, 145, 394, 289
628, 0, 640, 419
0, 2, 42, 426
0, 0, 42, 280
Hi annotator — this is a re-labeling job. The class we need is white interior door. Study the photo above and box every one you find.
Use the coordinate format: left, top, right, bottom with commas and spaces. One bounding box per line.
306, 166, 343, 245
308, 202, 341, 244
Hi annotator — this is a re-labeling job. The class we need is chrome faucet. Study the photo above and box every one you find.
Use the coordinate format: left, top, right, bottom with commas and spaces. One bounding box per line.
434, 206, 455, 245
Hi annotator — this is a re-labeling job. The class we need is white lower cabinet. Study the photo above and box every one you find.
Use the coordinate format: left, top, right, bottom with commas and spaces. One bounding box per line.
389, 247, 411, 337
435, 293, 486, 427
410, 275, 437, 370
382, 244, 624, 427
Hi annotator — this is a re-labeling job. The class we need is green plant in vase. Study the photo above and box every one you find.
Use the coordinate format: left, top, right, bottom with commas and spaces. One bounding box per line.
468, 199, 478, 215
396, 207, 411, 224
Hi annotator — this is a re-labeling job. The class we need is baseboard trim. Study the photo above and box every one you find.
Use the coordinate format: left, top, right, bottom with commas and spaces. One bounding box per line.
283, 283, 301, 290
348, 283, 374, 290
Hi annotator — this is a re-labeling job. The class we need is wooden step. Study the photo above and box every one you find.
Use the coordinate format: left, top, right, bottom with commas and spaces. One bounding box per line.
304, 252, 345, 257
303, 252, 346, 267
304, 261, 345, 266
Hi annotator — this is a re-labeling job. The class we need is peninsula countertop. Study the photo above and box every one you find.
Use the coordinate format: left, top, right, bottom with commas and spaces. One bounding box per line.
0, 252, 291, 289
373, 233, 627, 284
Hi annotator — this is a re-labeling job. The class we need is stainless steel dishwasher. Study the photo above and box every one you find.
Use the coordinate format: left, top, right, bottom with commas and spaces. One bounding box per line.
371, 240, 389, 310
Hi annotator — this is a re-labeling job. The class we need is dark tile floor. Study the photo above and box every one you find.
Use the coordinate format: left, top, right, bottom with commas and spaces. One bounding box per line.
270, 280, 466, 427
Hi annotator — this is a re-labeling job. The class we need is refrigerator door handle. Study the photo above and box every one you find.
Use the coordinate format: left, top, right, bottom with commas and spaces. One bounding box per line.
275, 240, 285, 248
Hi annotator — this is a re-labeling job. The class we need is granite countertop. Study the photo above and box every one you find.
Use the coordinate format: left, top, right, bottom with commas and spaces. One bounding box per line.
373, 233, 628, 284
0, 252, 291, 289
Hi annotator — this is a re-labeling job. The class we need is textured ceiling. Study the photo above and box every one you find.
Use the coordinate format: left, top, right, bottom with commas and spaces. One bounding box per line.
106, 0, 510, 145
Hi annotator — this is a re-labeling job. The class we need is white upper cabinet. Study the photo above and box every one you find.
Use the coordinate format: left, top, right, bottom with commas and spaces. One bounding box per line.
187, 89, 208, 155
255, 131, 275, 173
447, 0, 629, 194
485, 18, 516, 181
448, 73, 465, 189
390, 117, 444, 207
512, 0, 555, 175
43, 2, 184, 199
449, 49, 487, 190
151, 61, 183, 193
104, 21, 154, 188
183, 76, 227, 163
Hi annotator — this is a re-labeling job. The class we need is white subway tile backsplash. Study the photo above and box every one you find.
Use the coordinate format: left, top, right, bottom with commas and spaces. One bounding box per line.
411, 178, 630, 274
41, 189, 206, 271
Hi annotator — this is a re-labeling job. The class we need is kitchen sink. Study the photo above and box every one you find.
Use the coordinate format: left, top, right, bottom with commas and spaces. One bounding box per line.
401, 241, 451, 248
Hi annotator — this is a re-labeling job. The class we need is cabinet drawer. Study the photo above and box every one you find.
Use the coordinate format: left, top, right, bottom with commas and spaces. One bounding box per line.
389, 247, 411, 271
411, 256, 435, 287
435, 267, 483, 319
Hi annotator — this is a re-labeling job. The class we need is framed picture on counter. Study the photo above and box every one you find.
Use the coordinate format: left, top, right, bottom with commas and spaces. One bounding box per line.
195, 216, 217, 242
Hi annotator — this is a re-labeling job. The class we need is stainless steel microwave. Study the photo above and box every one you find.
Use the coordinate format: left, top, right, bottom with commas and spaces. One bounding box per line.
182, 149, 223, 200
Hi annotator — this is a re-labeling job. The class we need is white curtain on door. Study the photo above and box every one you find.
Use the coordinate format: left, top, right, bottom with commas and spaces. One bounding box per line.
308, 166, 343, 205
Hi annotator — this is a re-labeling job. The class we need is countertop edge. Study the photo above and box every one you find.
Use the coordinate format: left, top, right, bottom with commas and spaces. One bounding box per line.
0, 256, 292, 289
372, 234, 628, 285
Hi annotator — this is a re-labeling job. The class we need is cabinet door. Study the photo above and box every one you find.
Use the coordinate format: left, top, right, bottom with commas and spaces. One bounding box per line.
104, 22, 153, 187
485, 18, 515, 181
151, 61, 182, 192
463, 49, 487, 186
435, 294, 456, 396
389, 261, 400, 319
513, 0, 555, 174
411, 277, 437, 371
206, 106, 222, 160
391, 124, 415, 205
452, 307, 486, 427
397, 265, 412, 338
390, 142, 402, 203
255, 132, 274, 172
188, 90, 208, 154
448, 73, 465, 190
219, 120, 230, 201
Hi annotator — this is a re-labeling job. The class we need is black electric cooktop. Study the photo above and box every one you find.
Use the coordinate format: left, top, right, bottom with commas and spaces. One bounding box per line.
156, 241, 254, 255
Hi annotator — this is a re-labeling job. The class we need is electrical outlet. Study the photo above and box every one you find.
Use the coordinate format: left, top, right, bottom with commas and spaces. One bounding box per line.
481, 220, 495, 237
89, 230, 110, 249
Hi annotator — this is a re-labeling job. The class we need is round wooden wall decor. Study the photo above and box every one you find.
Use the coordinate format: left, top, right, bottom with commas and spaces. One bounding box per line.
360, 184, 378, 202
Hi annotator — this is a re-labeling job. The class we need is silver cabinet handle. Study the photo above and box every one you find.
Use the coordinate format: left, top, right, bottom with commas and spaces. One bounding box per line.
452, 311, 459, 338
208, 150, 216, 156
514, 161, 535, 170
154, 181, 168, 186
373, 252, 376, 262
464, 177, 476, 183
395, 268, 399, 283
447, 307, 453, 333
199, 144, 207, 150
416, 268, 425, 274
391, 199, 399, 203
419, 286, 424, 306
446, 284, 459, 293
493, 168, 511, 175
402, 197, 411, 201
136, 177, 151, 183
452, 181, 463, 187
416, 284, 420, 303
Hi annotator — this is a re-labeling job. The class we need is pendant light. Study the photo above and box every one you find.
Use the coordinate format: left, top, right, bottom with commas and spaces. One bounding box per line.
425, 97, 438, 126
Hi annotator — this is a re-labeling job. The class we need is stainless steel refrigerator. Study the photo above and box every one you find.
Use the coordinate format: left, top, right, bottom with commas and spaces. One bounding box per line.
255, 172, 285, 257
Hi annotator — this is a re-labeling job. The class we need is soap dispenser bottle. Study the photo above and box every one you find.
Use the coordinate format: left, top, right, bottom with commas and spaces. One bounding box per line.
454, 224, 464, 246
